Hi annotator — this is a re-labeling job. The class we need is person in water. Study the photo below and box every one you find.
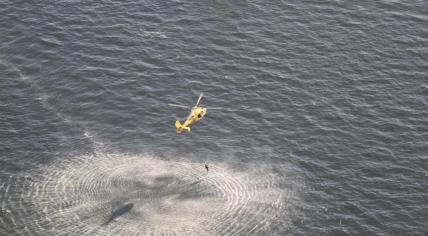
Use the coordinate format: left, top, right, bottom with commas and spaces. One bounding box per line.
205, 164, 209, 173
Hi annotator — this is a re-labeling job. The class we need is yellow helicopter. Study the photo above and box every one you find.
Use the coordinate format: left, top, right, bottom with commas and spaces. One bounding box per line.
169, 93, 218, 133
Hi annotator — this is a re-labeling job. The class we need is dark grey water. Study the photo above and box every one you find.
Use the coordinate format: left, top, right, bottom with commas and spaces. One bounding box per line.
1, 0, 427, 235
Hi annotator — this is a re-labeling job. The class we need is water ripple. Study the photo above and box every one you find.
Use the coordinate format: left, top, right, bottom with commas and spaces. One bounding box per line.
0, 153, 300, 235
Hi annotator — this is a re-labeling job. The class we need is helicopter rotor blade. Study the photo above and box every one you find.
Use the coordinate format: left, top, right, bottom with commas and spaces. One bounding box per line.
195, 93, 203, 107
168, 103, 190, 109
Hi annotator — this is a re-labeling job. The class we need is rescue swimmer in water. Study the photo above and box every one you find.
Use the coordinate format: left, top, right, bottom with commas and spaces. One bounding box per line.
169, 93, 219, 133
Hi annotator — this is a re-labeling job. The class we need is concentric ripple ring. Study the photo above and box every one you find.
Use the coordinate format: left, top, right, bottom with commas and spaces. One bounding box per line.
0, 153, 299, 235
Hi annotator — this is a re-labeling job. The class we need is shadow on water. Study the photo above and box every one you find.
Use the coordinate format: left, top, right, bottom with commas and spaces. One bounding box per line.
99, 174, 210, 226
102, 203, 134, 226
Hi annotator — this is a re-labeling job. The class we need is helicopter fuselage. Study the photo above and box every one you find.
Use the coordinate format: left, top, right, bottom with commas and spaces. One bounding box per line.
176, 106, 207, 133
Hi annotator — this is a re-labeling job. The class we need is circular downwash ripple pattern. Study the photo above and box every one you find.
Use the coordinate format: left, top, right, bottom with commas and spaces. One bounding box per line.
0, 154, 300, 235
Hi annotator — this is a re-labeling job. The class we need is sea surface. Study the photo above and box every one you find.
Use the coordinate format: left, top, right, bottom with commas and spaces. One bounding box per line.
1, 0, 427, 235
